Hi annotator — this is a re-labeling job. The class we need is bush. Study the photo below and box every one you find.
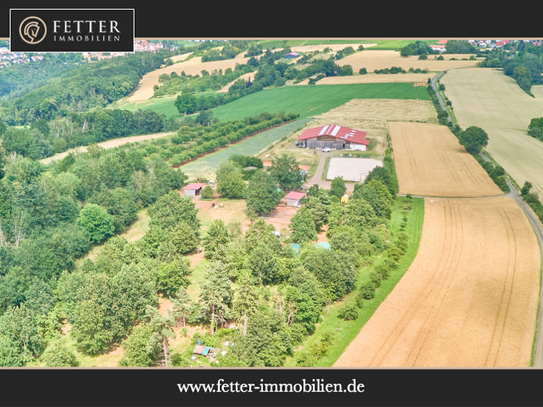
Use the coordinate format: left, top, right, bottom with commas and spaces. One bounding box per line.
359, 67, 367, 75
359, 283, 375, 300
338, 303, 359, 321
418, 53, 428, 60
355, 292, 365, 309
201, 185, 214, 200
437, 55, 444, 60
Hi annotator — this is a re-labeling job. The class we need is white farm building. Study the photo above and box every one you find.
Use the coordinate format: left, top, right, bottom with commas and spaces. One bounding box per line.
297, 124, 370, 151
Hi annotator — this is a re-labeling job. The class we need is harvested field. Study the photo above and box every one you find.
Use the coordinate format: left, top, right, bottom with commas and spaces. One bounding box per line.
128, 53, 253, 102
40, 132, 174, 165
441, 68, 543, 194
336, 50, 480, 73
334, 196, 541, 367
326, 157, 383, 182
170, 52, 193, 63
309, 73, 433, 86
389, 122, 503, 197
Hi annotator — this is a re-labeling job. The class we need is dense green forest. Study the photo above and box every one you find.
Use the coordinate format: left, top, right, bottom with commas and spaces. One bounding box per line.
0, 53, 85, 101
0, 51, 175, 125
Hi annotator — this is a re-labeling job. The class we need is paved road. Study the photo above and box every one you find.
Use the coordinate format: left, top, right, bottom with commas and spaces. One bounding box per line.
431, 71, 451, 123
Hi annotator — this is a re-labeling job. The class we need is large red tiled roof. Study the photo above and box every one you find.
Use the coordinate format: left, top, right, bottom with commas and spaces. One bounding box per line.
297, 124, 369, 145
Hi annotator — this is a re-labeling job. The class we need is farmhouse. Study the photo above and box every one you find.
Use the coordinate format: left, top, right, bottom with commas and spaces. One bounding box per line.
284, 191, 306, 207
297, 124, 369, 151
183, 183, 206, 197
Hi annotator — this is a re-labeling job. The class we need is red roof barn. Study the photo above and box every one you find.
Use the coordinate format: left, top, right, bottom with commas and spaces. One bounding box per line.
284, 191, 306, 207
298, 124, 369, 151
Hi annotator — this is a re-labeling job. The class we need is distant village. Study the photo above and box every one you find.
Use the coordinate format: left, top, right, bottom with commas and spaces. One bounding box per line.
0, 39, 173, 67
0, 39, 541, 68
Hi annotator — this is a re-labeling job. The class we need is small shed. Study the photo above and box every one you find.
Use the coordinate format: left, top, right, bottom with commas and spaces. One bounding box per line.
184, 183, 206, 197
285, 191, 306, 207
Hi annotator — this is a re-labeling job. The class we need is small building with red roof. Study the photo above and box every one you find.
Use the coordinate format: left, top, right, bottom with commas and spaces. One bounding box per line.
284, 191, 306, 207
297, 124, 369, 151
183, 183, 206, 197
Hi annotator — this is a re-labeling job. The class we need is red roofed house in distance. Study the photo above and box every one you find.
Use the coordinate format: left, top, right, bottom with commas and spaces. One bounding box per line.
297, 124, 369, 151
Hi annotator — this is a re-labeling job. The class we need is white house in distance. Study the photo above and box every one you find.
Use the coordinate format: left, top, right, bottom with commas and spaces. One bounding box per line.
297, 124, 370, 151
285, 191, 306, 207
183, 183, 206, 197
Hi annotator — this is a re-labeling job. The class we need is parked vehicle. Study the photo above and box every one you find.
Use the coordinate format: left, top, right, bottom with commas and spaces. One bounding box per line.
322, 147, 331, 152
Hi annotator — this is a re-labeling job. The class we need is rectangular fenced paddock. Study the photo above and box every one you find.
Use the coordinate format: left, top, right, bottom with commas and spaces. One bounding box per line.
326, 157, 383, 182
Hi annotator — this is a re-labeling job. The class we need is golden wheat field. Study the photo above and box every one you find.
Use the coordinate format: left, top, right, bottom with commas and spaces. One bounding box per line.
302, 73, 433, 86
441, 68, 543, 194
334, 196, 540, 367
335, 50, 481, 73
389, 122, 503, 197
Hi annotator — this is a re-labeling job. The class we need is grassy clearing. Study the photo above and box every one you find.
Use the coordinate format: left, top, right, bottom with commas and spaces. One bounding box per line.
116, 95, 181, 119
284, 196, 424, 367
119, 210, 151, 242
177, 118, 313, 178
212, 83, 430, 122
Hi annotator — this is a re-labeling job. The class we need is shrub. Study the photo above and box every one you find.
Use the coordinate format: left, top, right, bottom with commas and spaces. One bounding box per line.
418, 53, 428, 60
359, 283, 375, 300
355, 292, 365, 309
338, 303, 359, 321
201, 185, 214, 200
437, 55, 444, 60
359, 67, 367, 75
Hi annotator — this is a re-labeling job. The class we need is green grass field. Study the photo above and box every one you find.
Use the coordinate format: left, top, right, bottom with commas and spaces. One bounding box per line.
112, 96, 180, 119
178, 118, 313, 178
284, 196, 425, 367
212, 83, 430, 122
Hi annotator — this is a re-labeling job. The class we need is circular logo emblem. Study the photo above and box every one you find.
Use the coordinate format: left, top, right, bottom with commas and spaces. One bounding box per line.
19, 16, 47, 45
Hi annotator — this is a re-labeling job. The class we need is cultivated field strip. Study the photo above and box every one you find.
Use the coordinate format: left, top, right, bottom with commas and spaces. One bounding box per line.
389, 122, 503, 197
336, 50, 481, 73
441, 68, 543, 194
334, 197, 540, 367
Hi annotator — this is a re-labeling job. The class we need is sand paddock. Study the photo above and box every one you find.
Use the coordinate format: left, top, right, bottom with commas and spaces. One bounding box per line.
389, 122, 503, 197
326, 157, 383, 182
334, 196, 540, 367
